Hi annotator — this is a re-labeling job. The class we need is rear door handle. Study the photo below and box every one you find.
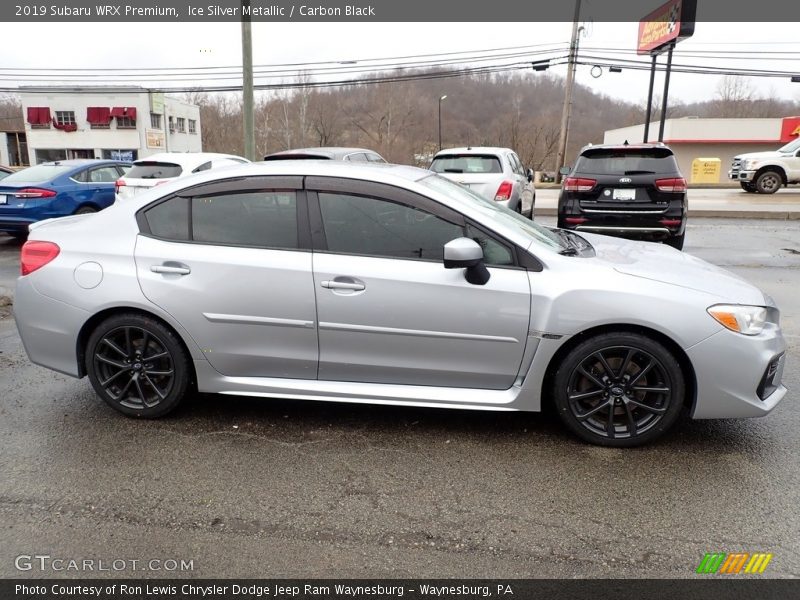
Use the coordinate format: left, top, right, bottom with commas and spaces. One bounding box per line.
321, 278, 365, 291
151, 264, 191, 275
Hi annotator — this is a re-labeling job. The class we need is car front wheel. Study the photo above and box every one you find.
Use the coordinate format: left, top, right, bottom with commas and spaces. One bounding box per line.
552, 333, 685, 447
755, 170, 782, 194
86, 313, 190, 418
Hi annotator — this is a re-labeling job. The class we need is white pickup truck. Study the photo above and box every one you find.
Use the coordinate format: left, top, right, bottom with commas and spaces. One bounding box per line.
729, 137, 800, 194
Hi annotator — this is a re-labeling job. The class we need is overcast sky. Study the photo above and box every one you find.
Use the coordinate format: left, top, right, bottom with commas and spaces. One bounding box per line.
3, 21, 799, 108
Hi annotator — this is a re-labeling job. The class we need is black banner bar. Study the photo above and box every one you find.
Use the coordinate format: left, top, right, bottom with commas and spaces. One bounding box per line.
3, 580, 800, 600
2, 0, 800, 23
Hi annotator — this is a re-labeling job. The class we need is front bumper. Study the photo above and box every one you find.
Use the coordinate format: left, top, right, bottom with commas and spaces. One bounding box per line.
729, 170, 756, 182
687, 324, 787, 419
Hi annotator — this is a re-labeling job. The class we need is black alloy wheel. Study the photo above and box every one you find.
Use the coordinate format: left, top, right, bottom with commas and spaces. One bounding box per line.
553, 333, 684, 447
86, 314, 189, 417
74, 205, 98, 215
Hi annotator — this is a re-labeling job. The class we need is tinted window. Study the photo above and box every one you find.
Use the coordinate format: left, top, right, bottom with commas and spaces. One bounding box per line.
430, 155, 502, 174
146, 197, 189, 241
366, 153, 386, 163
192, 191, 298, 249
3, 164, 72, 183
345, 153, 369, 162
128, 162, 182, 179
466, 224, 514, 266
319, 192, 462, 260
575, 149, 678, 175
192, 161, 212, 173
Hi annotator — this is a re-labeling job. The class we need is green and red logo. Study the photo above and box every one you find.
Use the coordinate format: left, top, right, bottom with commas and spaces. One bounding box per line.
696, 552, 773, 574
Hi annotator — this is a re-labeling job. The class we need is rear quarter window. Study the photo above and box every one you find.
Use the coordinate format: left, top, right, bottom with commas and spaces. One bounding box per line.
575, 149, 679, 175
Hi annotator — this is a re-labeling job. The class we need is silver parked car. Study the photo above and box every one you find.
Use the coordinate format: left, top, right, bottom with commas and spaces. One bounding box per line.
430, 147, 535, 218
14, 162, 786, 446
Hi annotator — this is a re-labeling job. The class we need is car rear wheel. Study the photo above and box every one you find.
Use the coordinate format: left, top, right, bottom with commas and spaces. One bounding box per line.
755, 171, 782, 194
664, 233, 685, 250
740, 182, 757, 193
74, 206, 97, 215
552, 332, 685, 447
86, 314, 190, 418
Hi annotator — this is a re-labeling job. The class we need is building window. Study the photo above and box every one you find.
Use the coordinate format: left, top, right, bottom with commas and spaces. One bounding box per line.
150, 113, 162, 129
168, 116, 175, 133
176, 117, 186, 133
188, 119, 197, 134
55, 111, 76, 127
35, 149, 68, 164
116, 116, 136, 129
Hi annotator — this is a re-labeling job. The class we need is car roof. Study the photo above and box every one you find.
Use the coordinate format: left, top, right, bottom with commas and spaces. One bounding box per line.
264, 147, 381, 160
133, 152, 248, 168
40, 159, 127, 168
433, 147, 514, 156
580, 142, 672, 154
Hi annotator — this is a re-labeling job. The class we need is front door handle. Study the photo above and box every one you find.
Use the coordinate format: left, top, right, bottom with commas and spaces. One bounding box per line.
151, 264, 191, 275
321, 278, 365, 291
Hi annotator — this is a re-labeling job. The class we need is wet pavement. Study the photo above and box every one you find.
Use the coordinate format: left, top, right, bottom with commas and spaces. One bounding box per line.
0, 218, 798, 579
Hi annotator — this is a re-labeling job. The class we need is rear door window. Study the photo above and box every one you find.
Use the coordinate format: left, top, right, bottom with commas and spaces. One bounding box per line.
430, 155, 502, 174
575, 149, 678, 175
127, 162, 182, 179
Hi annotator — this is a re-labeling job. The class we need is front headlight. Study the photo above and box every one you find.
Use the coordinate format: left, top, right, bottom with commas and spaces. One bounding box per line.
742, 159, 761, 170
707, 304, 767, 336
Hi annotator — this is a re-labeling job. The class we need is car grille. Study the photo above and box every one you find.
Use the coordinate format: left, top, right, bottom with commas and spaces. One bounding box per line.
730, 158, 742, 177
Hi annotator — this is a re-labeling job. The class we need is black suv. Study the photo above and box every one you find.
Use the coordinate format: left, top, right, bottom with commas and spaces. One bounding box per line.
557, 143, 687, 250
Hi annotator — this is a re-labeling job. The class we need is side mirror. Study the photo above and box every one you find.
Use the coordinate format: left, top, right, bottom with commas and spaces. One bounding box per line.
559, 166, 571, 176
443, 238, 490, 285
526, 168, 534, 182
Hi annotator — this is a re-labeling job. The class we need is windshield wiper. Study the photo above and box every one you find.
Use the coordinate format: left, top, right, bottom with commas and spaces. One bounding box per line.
559, 247, 579, 256
444, 168, 464, 173
623, 170, 655, 175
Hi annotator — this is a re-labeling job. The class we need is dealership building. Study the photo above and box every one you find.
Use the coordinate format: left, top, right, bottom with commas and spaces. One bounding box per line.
604, 116, 800, 182
17, 86, 202, 164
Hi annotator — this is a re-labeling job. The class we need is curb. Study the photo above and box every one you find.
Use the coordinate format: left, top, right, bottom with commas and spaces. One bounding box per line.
534, 208, 800, 220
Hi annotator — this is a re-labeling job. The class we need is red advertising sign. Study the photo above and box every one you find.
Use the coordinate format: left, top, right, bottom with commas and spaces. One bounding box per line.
637, 0, 696, 55
780, 117, 800, 143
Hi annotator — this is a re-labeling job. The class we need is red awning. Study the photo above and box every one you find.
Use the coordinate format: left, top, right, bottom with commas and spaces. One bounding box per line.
86, 106, 112, 125
52, 119, 77, 133
110, 106, 137, 120
26, 107, 51, 125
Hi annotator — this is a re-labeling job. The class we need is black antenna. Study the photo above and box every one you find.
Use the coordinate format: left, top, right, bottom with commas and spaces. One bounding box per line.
624, 139, 629, 146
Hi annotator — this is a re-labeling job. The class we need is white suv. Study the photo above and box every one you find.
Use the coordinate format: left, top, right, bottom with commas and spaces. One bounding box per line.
115, 152, 249, 202
430, 147, 535, 218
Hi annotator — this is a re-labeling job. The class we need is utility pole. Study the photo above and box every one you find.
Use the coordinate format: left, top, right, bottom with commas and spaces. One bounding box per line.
555, 0, 581, 183
241, 0, 256, 161
657, 43, 675, 143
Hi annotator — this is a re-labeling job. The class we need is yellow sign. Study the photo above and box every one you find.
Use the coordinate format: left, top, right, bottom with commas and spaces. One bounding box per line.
690, 157, 721, 184
146, 129, 165, 149
149, 92, 165, 114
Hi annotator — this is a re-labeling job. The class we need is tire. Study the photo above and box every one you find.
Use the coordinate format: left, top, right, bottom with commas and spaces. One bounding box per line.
86, 313, 190, 418
551, 332, 685, 447
8, 232, 27, 241
755, 170, 782, 195
74, 205, 97, 215
664, 233, 685, 250
740, 182, 757, 193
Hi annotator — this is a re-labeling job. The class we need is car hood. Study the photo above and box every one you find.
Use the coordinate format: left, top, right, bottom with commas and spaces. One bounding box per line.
578, 232, 766, 305
734, 151, 783, 160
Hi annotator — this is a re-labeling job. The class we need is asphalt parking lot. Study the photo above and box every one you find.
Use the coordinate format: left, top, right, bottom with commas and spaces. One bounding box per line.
0, 215, 798, 579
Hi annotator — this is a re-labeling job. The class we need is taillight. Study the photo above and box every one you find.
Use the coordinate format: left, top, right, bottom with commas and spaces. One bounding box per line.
14, 188, 57, 199
660, 218, 682, 227
563, 177, 597, 192
20, 241, 60, 276
114, 179, 126, 194
655, 177, 687, 193
494, 181, 513, 201
565, 217, 588, 224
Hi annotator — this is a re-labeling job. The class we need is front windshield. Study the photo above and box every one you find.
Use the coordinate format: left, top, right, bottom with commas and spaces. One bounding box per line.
778, 138, 800, 153
418, 174, 566, 251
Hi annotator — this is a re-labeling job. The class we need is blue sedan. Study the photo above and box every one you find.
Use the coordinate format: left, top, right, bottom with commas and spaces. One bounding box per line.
0, 159, 130, 239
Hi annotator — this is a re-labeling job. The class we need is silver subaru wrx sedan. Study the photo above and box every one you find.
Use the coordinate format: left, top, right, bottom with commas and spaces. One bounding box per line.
14, 162, 787, 447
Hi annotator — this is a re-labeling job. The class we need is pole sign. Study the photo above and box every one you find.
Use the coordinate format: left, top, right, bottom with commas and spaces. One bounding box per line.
637, 0, 696, 55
